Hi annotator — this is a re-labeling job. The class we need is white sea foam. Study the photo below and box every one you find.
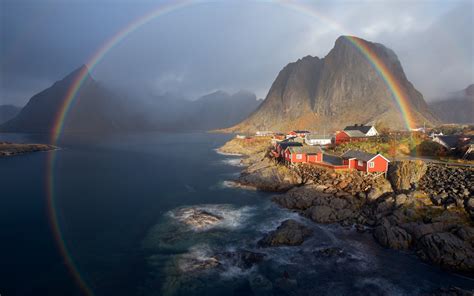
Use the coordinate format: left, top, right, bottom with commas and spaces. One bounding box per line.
214, 149, 243, 156
221, 158, 244, 167
220, 180, 256, 190
169, 204, 255, 231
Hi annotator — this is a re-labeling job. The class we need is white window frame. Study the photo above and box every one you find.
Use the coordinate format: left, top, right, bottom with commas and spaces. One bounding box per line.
369, 161, 374, 168
296, 154, 303, 160
357, 160, 363, 167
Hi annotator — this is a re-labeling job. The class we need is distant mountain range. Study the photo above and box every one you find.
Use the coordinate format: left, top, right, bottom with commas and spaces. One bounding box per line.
429, 84, 474, 124
0, 66, 261, 133
0, 105, 21, 125
228, 36, 438, 132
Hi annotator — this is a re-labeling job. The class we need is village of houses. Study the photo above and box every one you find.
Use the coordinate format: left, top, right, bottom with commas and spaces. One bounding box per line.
236, 124, 474, 176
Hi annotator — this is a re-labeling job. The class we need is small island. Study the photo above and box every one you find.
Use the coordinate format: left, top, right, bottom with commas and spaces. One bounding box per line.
0, 141, 57, 157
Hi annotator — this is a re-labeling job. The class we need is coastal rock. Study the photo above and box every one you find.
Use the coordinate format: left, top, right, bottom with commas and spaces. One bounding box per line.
238, 158, 299, 192
394, 193, 409, 206
373, 218, 412, 249
416, 232, 474, 272
272, 185, 330, 210
387, 160, 427, 191
306, 205, 355, 224
258, 219, 312, 247
465, 198, 474, 221
314, 247, 346, 258
175, 208, 223, 230
367, 180, 392, 202
216, 250, 265, 269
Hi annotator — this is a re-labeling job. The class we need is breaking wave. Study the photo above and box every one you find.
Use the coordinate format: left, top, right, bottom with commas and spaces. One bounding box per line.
214, 149, 243, 156
221, 158, 244, 167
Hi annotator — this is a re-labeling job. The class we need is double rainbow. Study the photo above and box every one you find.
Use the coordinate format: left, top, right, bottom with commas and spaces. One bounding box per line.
46, 1, 417, 295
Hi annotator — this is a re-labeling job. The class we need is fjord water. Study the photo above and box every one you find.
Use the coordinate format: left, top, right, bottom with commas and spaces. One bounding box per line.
0, 132, 472, 296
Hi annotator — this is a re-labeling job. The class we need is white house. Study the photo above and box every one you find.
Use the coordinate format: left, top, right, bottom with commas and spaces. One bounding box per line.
305, 134, 332, 146
343, 124, 379, 137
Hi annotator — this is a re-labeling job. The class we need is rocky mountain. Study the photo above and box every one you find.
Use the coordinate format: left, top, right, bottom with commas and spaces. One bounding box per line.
0, 105, 21, 125
429, 84, 474, 124
0, 65, 139, 133
0, 66, 260, 133
229, 36, 438, 132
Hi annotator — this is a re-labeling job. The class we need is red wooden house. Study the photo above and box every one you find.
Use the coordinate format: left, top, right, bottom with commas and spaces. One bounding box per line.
284, 146, 323, 164
274, 140, 303, 158
341, 149, 389, 173
335, 125, 378, 145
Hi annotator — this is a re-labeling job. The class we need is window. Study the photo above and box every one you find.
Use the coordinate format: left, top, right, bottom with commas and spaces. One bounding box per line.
296, 154, 303, 160
369, 161, 374, 168
357, 160, 363, 167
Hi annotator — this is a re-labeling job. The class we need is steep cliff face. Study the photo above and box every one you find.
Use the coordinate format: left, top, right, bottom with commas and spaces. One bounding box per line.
231, 36, 438, 132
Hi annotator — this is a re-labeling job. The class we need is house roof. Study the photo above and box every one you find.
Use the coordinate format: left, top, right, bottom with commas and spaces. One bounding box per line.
342, 130, 368, 138
341, 149, 378, 162
435, 135, 461, 149
305, 133, 332, 140
344, 125, 374, 135
278, 141, 303, 150
287, 146, 323, 154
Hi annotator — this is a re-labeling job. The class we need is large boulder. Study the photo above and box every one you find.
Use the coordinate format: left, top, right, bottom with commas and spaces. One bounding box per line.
373, 218, 412, 249
388, 160, 427, 192
416, 232, 474, 272
258, 219, 312, 247
366, 179, 393, 202
305, 205, 355, 224
238, 158, 299, 192
272, 185, 331, 210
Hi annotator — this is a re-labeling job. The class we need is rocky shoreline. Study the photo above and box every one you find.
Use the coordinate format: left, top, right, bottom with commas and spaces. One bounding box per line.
0, 142, 57, 157
217, 138, 474, 275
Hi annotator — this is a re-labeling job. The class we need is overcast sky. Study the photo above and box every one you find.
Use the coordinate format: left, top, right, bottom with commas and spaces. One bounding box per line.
1, 0, 472, 106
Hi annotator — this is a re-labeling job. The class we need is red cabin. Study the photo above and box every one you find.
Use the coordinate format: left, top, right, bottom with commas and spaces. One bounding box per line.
341, 149, 389, 173
284, 146, 323, 164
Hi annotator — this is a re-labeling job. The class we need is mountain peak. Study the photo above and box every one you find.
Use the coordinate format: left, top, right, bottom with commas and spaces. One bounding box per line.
229, 36, 438, 132
61, 64, 93, 85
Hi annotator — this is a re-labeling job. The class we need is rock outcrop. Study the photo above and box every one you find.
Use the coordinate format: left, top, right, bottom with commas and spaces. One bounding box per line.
387, 160, 427, 191
238, 158, 300, 192
258, 220, 312, 247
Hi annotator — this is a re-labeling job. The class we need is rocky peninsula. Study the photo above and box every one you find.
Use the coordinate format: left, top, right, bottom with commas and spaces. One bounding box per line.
218, 137, 474, 274
0, 141, 56, 157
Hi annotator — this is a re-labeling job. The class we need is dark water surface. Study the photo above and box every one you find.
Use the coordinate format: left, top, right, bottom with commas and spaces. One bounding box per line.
1, 132, 473, 296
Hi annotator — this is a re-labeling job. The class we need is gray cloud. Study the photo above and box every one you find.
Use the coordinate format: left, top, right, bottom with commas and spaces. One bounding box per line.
1, 0, 472, 105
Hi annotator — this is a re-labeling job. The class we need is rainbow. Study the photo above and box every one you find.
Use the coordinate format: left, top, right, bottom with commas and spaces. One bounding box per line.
46, 1, 417, 294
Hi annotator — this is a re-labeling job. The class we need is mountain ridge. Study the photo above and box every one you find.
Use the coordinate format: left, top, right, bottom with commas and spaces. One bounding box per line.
228, 35, 438, 132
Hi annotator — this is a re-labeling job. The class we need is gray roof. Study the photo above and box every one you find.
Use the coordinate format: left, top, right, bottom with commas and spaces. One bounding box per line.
435, 136, 461, 149
287, 146, 323, 154
278, 141, 303, 150
305, 134, 332, 140
344, 125, 374, 135
341, 149, 378, 162
343, 130, 368, 138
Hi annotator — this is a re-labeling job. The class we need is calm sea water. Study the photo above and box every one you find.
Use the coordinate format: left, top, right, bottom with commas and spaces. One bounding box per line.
0, 132, 473, 296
